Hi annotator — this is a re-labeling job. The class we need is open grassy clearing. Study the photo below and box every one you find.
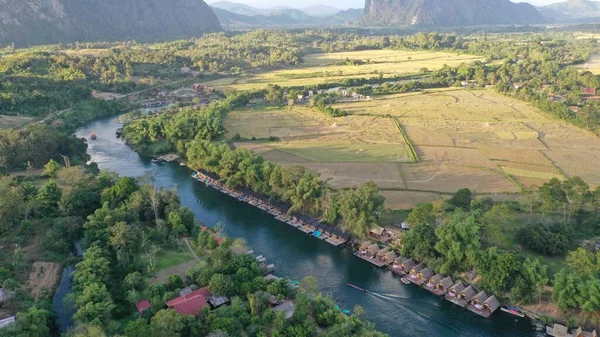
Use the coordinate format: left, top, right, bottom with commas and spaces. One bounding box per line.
0, 114, 32, 129
574, 53, 600, 74
154, 247, 195, 272
207, 50, 483, 91
227, 89, 600, 208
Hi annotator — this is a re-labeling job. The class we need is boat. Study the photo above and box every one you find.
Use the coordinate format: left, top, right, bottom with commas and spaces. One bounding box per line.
501, 306, 526, 318
346, 283, 366, 292
151, 158, 165, 164
401, 278, 411, 285
90, 133, 97, 140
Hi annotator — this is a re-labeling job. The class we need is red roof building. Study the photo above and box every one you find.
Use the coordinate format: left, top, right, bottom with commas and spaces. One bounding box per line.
166, 287, 211, 316
582, 88, 597, 96
136, 300, 151, 314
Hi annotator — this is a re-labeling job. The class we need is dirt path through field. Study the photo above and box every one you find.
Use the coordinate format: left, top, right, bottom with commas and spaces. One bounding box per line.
149, 239, 201, 285
28, 262, 61, 298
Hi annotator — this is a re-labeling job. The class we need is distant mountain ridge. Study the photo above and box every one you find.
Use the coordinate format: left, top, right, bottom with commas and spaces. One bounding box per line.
0, 0, 221, 47
209, 1, 343, 17
212, 5, 362, 27
538, 0, 600, 21
362, 0, 547, 26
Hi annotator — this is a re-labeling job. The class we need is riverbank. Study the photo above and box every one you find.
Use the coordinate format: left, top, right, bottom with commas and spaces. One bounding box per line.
76, 113, 538, 336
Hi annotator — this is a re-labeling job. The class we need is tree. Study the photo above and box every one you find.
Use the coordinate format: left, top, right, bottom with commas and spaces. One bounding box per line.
405, 203, 434, 227
42, 159, 60, 178
480, 203, 515, 245
74, 283, 116, 325
400, 223, 438, 264
149, 309, 186, 337
449, 188, 472, 210
125, 319, 151, 337
476, 248, 521, 296
0, 177, 24, 233
15, 307, 51, 337
566, 248, 597, 277
521, 258, 548, 304
582, 277, 600, 312
336, 182, 385, 238
124, 272, 146, 292
435, 214, 480, 274
37, 179, 62, 216
209, 274, 235, 297
552, 270, 585, 310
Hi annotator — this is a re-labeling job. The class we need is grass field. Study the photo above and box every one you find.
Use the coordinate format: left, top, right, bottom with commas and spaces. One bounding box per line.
155, 247, 195, 272
226, 88, 600, 208
575, 53, 600, 74
0, 114, 32, 129
207, 50, 484, 91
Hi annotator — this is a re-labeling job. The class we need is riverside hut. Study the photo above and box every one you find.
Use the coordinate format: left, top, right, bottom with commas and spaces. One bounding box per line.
449, 285, 476, 308
391, 256, 406, 275
414, 267, 434, 285
432, 276, 454, 296
359, 241, 372, 253
376, 248, 389, 260
367, 244, 379, 258
425, 274, 443, 291
469, 291, 488, 307
400, 258, 416, 274
409, 263, 425, 275
383, 251, 397, 265
480, 295, 500, 318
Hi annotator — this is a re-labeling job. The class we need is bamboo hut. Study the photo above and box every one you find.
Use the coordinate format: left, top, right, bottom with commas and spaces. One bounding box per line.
483, 296, 500, 313
418, 267, 434, 281
359, 241, 372, 252
469, 291, 488, 305
400, 258, 416, 273
430, 276, 454, 296
376, 248, 389, 260
409, 263, 426, 275
383, 251, 397, 264
446, 282, 465, 298
367, 244, 379, 257
390, 256, 406, 274
459, 286, 476, 301
426, 274, 444, 289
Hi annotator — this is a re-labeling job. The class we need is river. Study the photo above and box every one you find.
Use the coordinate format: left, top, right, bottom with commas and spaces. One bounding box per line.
60, 112, 541, 336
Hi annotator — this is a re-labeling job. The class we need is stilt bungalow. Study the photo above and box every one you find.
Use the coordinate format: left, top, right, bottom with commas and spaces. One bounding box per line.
546, 324, 598, 337
400, 258, 416, 274
448, 285, 476, 308
446, 282, 465, 299
367, 244, 380, 258
359, 241, 372, 254
408, 263, 426, 283
376, 248, 389, 260
468, 291, 488, 311
382, 251, 397, 265
468, 295, 500, 318
431, 276, 454, 296
425, 274, 443, 292
390, 256, 406, 275
410, 267, 434, 286
355, 244, 388, 267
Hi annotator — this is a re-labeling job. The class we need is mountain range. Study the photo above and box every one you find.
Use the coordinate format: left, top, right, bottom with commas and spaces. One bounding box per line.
538, 0, 600, 22
361, 0, 547, 26
209, 1, 344, 17
0, 0, 221, 47
212, 6, 363, 27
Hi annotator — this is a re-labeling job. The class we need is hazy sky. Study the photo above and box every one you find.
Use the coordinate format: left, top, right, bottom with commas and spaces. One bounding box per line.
206, 0, 568, 9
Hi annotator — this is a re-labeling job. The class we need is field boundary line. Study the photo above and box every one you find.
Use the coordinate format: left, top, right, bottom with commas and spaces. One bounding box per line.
539, 150, 569, 179
390, 116, 420, 163
522, 123, 549, 150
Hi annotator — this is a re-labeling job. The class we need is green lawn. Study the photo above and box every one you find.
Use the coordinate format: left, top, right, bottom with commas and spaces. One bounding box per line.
155, 247, 195, 272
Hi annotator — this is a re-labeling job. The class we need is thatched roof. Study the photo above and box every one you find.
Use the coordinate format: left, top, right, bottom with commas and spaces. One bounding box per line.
377, 248, 389, 257
419, 267, 434, 279
574, 328, 583, 337
394, 256, 406, 264
370, 226, 385, 236
448, 282, 465, 294
459, 286, 477, 300
483, 295, 500, 312
367, 244, 379, 255
470, 291, 488, 304
410, 263, 425, 274
385, 251, 397, 262
552, 324, 568, 337
428, 274, 443, 285
438, 277, 454, 290
401, 258, 415, 270
359, 241, 372, 250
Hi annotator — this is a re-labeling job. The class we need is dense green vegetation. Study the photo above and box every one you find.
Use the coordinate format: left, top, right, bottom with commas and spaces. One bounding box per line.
0, 165, 387, 337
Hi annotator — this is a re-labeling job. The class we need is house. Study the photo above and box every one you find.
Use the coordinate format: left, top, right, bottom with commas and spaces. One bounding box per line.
135, 300, 151, 314
586, 96, 600, 102
400, 258, 416, 273
417, 267, 434, 282
0, 317, 15, 329
426, 274, 444, 289
512, 82, 524, 90
400, 222, 410, 231
582, 88, 597, 96
409, 263, 426, 277
482, 296, 500, 313
383, 251, 397, 264
469, 291, 488, 306
546, 324, 569, 337
376, 248, 389, 260
446, 282, 465, 298
273, 301, 295, 319
391, 256, 406, 273
180, 65, 192, 74
166, 287, 211, 316
366, 244, 380, 258
431, 276, 454, 296
359, 241, 372, 252
569, 106, 581, 113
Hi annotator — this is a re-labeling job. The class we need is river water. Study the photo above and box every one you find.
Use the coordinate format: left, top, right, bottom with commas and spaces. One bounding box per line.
63, 113, 540, 337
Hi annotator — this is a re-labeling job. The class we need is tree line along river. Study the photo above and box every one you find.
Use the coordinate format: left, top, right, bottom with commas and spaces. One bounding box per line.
50, 112, 544, 337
